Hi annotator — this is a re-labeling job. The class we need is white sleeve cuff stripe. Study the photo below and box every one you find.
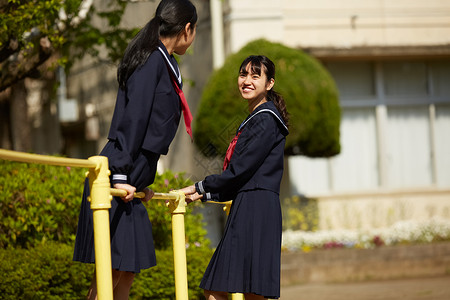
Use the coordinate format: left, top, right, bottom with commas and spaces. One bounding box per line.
198, 181, 205, 194
113, 174, 127, 181
205, 192, 211, 200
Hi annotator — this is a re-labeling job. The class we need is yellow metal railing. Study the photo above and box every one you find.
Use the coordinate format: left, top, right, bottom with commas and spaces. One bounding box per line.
0, 149, 114, 299
111, 188, 188, 300
1, 148, 250, 300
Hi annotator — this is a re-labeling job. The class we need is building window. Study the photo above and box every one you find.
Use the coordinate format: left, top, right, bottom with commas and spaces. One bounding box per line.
290, 60, 450, 195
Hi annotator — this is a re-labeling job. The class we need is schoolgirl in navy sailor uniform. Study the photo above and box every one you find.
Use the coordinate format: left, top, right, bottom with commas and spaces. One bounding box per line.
73, 0, 197, 299
182, 55, 289, 300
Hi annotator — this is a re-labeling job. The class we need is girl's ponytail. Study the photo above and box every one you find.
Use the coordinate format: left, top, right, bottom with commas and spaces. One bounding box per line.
268, 89, 289, 127
117, 17, 160, 89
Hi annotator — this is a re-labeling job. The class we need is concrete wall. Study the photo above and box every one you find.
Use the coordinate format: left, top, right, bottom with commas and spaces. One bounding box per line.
316, 189, 450, 230
225, 0, 450, 53
281, 242, 450, 285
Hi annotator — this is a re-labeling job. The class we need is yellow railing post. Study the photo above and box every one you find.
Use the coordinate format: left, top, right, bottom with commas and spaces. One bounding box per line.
166, 190, 189, 300
110, 189, 190, 300
88, 156, 113, 300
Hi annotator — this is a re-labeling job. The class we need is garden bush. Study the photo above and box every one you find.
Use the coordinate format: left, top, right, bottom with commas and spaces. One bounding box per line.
194, 39, 341, 158
131, 245, 213, 299
0, 159, 209, 250
0, 242, 93, 299
0, 159, 214, 298
0, 241, 213, 299
0, 160, 87, 248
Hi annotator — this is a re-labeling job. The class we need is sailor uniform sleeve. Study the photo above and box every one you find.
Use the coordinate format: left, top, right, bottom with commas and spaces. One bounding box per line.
108, 56, 163, 184
195, 113, 277, 200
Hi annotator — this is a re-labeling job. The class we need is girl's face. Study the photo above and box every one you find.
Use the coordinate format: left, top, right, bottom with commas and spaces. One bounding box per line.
238, 63, 274, 102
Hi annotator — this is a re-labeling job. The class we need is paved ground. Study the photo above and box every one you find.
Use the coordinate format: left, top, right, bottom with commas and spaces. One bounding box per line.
280, 276, 450, 300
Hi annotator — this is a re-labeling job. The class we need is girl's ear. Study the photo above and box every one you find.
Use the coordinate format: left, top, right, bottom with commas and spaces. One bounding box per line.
183, 22, 193, 40
266, 78, 275, 91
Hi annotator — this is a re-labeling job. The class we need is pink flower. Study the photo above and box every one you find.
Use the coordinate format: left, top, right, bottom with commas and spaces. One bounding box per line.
373, 235, 384, 247
164, 179, 169, 187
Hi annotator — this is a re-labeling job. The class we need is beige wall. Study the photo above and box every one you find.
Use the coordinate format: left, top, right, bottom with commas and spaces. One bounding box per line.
317, 189, 450, 230
225, 0, 450, 53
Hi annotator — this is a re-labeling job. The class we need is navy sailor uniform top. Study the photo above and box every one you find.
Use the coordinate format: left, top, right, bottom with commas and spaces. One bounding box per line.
195, 101, 289, 201
106, 41, 182, 185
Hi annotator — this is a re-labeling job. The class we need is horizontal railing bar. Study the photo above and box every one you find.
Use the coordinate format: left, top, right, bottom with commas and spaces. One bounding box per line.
110, 188, 179, 200
0, 149, 97, 169
207, 200, 233, 205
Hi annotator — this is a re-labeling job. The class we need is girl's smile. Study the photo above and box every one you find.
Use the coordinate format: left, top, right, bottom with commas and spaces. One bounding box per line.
238, 63, 275, 111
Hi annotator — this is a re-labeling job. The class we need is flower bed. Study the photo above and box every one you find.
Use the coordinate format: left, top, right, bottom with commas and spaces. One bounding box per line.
282, 217, 450, 252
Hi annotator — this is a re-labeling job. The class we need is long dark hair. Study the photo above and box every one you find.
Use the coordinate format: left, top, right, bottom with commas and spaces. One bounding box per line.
239, 55, 290, 126
117, 0, 197, 89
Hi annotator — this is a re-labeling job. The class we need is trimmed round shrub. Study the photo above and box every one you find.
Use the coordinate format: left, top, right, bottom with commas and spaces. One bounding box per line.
194, 39, 341, 157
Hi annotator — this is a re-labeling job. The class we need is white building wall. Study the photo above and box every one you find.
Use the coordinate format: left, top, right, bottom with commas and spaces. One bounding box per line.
223, 0, 450, 230
225, 0, 450, 51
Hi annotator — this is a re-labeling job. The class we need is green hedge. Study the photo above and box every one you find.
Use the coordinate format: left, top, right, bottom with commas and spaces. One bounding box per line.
0, 242, 93, 299
0, 160, 87, 248
0, 241, 213, 299
0, 159, 208, 250
194, 39, 341, 158
0, 159, 214, 298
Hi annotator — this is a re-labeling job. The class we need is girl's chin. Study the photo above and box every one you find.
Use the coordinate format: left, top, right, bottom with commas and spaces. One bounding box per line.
239, 93, 253, 100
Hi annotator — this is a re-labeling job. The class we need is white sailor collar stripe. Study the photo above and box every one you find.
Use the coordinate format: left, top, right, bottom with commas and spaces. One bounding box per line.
238, 108, 288, 132
157, 46, 182, 86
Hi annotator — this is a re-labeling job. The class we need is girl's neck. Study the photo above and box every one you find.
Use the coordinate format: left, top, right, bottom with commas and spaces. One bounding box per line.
160, 36, 177, 55
248, 98, 267, 113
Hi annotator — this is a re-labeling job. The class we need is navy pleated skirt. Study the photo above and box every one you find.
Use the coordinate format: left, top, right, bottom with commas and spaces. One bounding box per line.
200, 189, 282, 299
73, 142, 160, 273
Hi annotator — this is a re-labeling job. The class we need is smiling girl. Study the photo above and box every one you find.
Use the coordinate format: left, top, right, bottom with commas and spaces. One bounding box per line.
182, 55, 289, 300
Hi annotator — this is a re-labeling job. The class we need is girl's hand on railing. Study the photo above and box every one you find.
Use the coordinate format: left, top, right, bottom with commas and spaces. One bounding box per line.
142, 187, 154, 203
113, 183, 136, 203
179, 185, 203, 204
185, 192, 203, 204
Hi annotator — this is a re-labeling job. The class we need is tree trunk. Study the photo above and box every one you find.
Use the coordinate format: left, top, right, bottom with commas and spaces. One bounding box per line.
10, 80, 31, 152
0, 89, 12, 149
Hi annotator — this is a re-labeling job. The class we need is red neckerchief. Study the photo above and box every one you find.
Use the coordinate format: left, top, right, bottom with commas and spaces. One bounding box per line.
167, 72, 193, 140
223, 130, 243, 170
158, 46, 193, 140
222, 107, 288, 171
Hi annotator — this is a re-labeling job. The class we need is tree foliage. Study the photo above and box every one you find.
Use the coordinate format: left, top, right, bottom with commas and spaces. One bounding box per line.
0, 0, 138, 92
194, 39, 341, 158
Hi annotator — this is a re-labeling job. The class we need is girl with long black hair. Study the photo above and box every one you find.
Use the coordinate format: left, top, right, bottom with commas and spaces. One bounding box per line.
73, 1, 197, 299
